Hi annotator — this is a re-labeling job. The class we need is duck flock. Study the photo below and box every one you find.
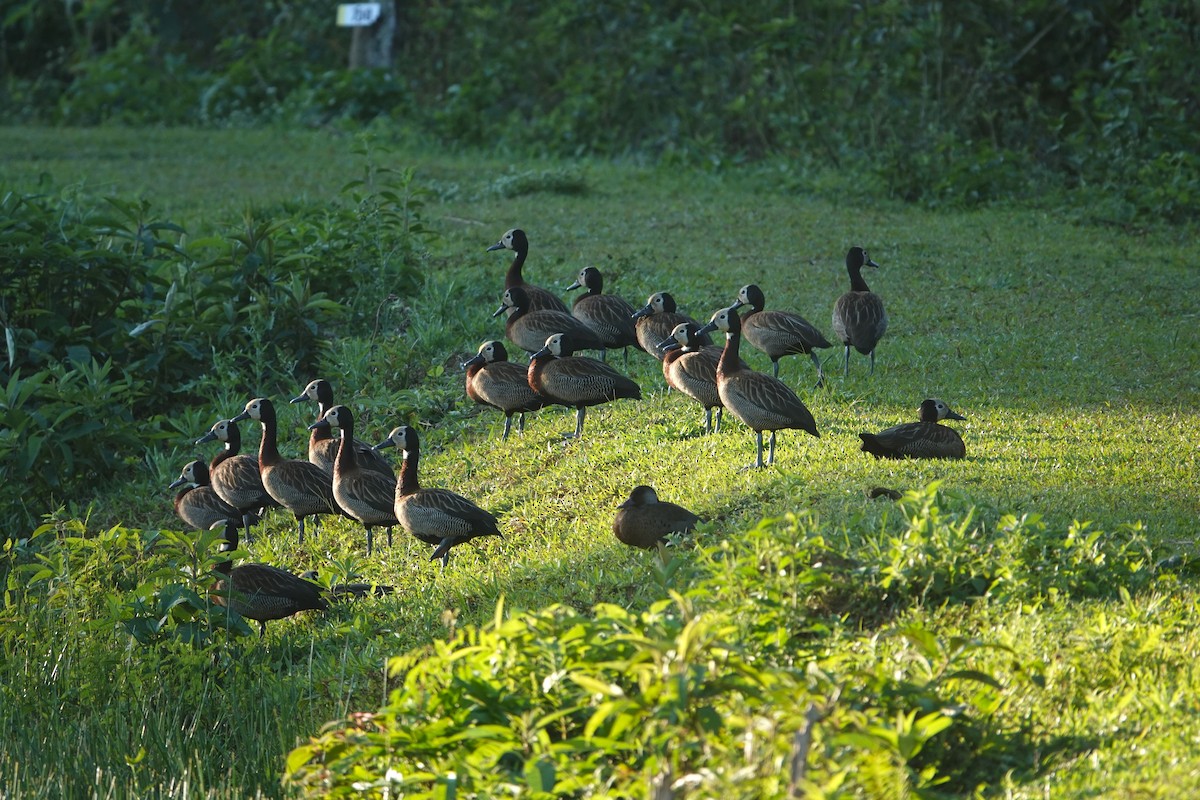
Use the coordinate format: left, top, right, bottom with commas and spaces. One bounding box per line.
168, 227, 969, 635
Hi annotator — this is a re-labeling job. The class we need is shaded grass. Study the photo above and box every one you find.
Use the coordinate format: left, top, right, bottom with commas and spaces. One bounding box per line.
1, 125, 1199, 797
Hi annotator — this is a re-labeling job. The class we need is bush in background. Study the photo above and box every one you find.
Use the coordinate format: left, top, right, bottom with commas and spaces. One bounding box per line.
0, 141, 431, 536
2, 1, 1197, 221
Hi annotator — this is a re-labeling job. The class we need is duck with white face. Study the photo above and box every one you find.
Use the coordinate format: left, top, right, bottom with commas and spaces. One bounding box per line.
696, 304, 819, 469
526, 332, 642, 439
373, 424, 503, 569
486, 228, 569, 313
858, 398, 967, 460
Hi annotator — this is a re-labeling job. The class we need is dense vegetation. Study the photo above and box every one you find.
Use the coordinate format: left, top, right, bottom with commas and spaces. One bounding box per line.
3, 1, 1198, 221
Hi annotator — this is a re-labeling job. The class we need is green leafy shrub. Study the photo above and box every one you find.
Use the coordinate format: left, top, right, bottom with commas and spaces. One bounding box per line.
0, 144, 433, 535
285, 592, 1015, 798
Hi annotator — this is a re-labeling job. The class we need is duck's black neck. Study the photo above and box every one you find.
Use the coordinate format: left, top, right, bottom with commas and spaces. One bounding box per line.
848, 264, 872, 293
257, 404, 283, 467
399, 448, 421, 495
216, 523, 238, 576
505, 248, 527, 289
334, 416, 358, 473
718, 330, 743, 374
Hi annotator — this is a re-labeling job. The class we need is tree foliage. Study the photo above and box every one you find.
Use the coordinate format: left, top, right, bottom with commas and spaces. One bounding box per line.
2, 0, 1197, 219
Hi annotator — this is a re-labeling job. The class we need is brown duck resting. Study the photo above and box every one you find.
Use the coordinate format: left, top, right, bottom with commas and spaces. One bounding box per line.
170, 459, 243, 533
859, 398, 967, 460
632, 291, 713, 361
309, 404, 398, 556
494, 285, 605, 355
232, 397, 344, 544
733, 283, 832, 386
289, 378, 394, 479
463, 340, 549, 440
565, 265, 640, 362
696, 305, 819, 469
374, 425, 504, 569
527, 332, 642, 439
194, 418, 276, 542
210, 520, 329, 637
658, 322, 732, 435
486, 228, 569, 313
612, 485, 702, 550
831, 246, 887, 377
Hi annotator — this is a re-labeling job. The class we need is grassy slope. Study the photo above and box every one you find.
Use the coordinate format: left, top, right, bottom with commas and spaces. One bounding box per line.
2, 126, 1199, 798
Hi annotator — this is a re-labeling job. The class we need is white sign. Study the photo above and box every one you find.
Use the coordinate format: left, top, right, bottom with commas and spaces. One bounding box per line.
337, 3, 381, 26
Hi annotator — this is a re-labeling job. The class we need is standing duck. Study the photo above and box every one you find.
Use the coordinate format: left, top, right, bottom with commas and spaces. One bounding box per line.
194, 418, 276, 542
613, 485, 702, 550
373, 425, 503, 568
565, 266, 640, 362
859, 398, 967, 460
169, 459, 244, 533
309, 405, 398, 556
632, 291, 713, 360
696, 305, 820, 468
831, 246, 887, 376
210, 520, 328, 637
232, 397, 342, 544
657, 322, 734, 434
493, 285, 605, 355
486, 228, 569, 313
463, 340, 548, 440
527, 332, 642, 439
733, 283, 832, 386
289, 379, 394, 479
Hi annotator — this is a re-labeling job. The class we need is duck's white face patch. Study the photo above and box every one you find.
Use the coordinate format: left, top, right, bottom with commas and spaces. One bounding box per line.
650, 292, 666, 311
737, 286, 752, 304
502, 230, 516, 249
482, 342, 497, 360
546, 334, 566, 356
669, 323, 689, 344
303, 380, 321, 399
246, 399, 264, 419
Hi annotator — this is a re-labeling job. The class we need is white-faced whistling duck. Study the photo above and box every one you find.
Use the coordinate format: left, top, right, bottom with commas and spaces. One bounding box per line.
486, 228, 570, 313
194, 418, 276, 542
831, 246, 887, 377
527, 332, 642, 439
233, 397, 343, 545
463, 340, 548, 440
613, 485, 702, 550
211, 519, 328, 637
697, 305, 820, 469
631, 291, 713, 361
657, 322, 731, 435
170, 459, 243, 533
289, 379, 394, 480
858, 398, 967, 460
734, 283, 833, 387
308, 404, 398, 556
493, 285, 605, 355
565, 266, 640, 363
373, 425, 503, 569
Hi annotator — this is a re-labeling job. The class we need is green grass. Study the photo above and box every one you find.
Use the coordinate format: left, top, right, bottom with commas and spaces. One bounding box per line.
1, 125, 1199, 798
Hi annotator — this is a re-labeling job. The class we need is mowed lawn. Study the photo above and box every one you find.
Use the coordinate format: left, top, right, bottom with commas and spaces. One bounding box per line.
1, 126, 1198, 798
